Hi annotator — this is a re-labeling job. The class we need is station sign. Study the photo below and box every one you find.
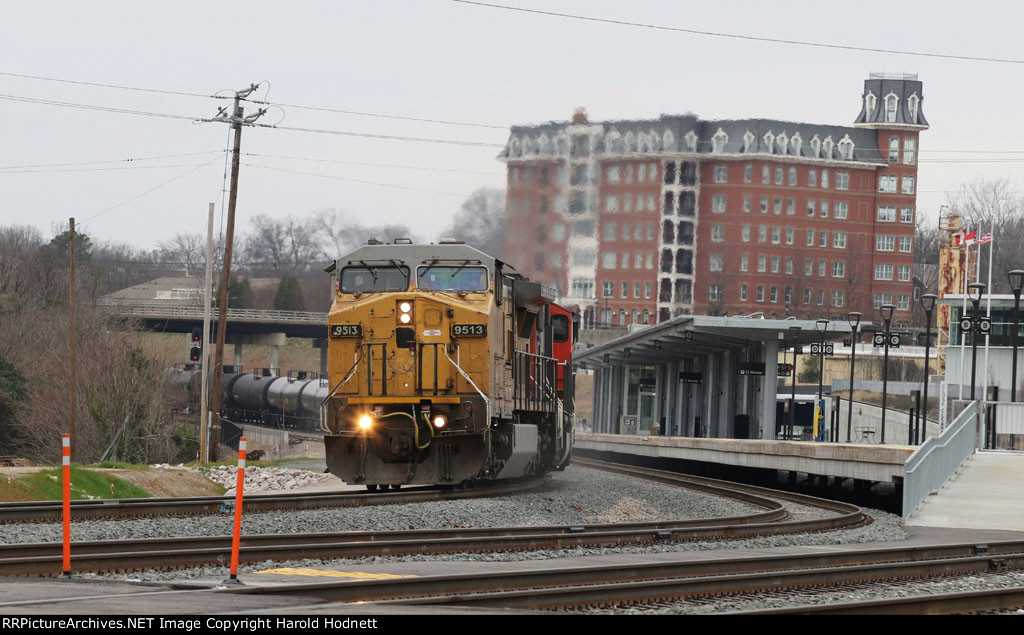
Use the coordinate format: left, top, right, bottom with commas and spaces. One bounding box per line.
738, 362, 765, 376
809, 342, 834, 356
890, 334, 901, 348
979, 316, 992, 334
678, 371, 702, 384
777, 363, 793, 377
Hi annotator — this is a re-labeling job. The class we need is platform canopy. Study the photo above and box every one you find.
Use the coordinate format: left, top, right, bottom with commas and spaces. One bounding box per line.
576, 314, 855, 369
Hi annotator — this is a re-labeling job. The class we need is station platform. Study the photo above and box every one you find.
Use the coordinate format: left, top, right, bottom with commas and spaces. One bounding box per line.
575, 432, 915, 484
907, 451, 1024, 532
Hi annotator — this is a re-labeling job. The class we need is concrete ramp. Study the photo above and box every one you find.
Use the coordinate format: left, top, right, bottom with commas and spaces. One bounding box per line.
907, 452, 1024, 531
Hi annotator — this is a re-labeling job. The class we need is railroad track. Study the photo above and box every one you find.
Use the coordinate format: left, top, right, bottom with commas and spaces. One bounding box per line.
0, 461, 862, 576
217, 540, 1024, 613
0, 477, 544, 524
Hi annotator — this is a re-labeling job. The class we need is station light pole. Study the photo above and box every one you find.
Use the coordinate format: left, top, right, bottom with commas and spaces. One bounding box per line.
920, 294, 937, 441
879, 304, 895, 445
846, 312, 861, 443
815, 319, 828, 442
1009, 270, 1024, 402
788, 325, 801, 440
968, 283, 986, 401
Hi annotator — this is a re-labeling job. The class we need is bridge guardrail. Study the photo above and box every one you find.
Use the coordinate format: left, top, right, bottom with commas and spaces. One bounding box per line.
902, 400, 977, 520
104, 303, 327, 324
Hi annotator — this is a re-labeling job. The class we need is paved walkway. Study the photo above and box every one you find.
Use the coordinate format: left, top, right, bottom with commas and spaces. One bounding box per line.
908, 451, 1024, 531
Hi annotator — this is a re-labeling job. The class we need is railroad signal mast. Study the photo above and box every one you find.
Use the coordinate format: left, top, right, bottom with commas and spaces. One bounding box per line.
189, 327, 202, 363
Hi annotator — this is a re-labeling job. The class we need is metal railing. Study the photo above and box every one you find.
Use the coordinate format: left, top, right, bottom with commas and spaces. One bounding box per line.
902, 400, 977, 520
106, 303, 327, 324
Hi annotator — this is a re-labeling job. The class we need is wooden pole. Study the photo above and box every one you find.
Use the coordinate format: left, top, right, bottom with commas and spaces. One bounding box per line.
200, 203, 214, 464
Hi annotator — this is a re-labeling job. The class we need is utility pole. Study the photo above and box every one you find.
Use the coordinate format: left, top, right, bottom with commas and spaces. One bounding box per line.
68, 218, 76, 463
200, 203, 214, 463
207, 84, 265, 462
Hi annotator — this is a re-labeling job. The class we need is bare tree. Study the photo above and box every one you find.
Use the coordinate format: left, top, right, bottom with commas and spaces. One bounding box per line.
314, 208, 418, 257
157, 232, 206, 272
945, 178, 1024, 294
439, 188, 507, 259
244, 214, 324, 272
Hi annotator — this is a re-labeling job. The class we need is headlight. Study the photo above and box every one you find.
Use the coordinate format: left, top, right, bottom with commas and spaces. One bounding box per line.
432, 415, 447, 429
399, 313, 412, 324
358, 415, 373, 430
399, 302, 411, 313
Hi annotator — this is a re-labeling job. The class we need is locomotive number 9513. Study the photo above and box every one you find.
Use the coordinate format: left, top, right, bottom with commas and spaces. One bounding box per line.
331, 324, 362, 338
452, 323, 487, 337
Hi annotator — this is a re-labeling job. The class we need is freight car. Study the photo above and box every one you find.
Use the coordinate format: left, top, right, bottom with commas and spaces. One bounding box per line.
321, 238, 576, 489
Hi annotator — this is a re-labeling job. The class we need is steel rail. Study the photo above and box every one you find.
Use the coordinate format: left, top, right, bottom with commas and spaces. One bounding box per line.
0, 477, 544, 524
218, 541, 1024, 606
730, 586, 1024, 615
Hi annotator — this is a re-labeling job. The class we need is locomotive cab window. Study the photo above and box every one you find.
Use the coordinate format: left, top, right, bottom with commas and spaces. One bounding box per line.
417, 265, 488, 292
340, 266, 409, 294
551, 314, 570, 343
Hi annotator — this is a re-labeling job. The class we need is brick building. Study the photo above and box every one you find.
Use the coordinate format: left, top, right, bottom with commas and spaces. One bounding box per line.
500, 73, 926, 328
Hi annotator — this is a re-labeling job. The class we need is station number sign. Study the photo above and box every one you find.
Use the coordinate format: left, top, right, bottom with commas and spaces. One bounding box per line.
331, 324, 362, 338
452, 323, 487, 337
777, 363, 793, 377
810, 343, 834, 356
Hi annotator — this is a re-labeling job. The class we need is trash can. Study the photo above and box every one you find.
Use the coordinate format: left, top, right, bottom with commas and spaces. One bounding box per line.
734, 414, 750, 439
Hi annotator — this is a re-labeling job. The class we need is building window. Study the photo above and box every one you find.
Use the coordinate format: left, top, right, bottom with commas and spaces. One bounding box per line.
757, 285, 765, 302
820, 201, 829, 218
879, 175, 898, 193
714, 165, 728, 183
623, 194, 633, 213
634, 282, 641, 299
785, 257, 793, 274
819, 230, 827, 247
810, 136, 821, 158
601, 253, 617, 269
788, 167, 797, 186
550, 252, 563, 268
774, 166, 783, 185
771, 256, 780, 273
712, 225, 725, 242
744, 163, 752, 183
709, 253, 723, 271
623, 223, 631, 241
832, 261, 846, 277
878, 206, 896, 222
836, 172, 849, 190
876, 235, 895, 251
739, 284, 747, 301
740, 254, 749, 272
804, 288, 812, 304
874, 292, 894, 308
762, 165, 770, 184
760, 195, 768, 213
805, 259, 814, 276
838, 137, 854, 160
602, 281, 614, 297
817, 289, 825, 306
712, 129, 728, 153
771, 227, 781, 244
833, 231, 847, 249
834, 201, 848, 220
904, 137, 917, 165
901, 176, 915, 195
621, 252, 629, 269
875, 264, 894, 280
831, 290, 844, 307
808, 169, 817, 187
741, 224, 751, 242
770, 287, 778, 303
786, 227, 794, 245
712, 195, 727, 213
885, 94, 898, 123
787, 198, 795, 215
807, 199, 816, 217
806, 229, 814, 247
821, 169, 829, 188
773, 197, 782, 214
889, 136, 900, 163
757, 255, 766, 272
818, 259, 827, 277
758, 225, 767, 243
571, 249, 596, 267
603, 222, 617, 240
621, 281, 628, 298
645, 253, 653, 269
785, 287, 792, 304
607, 166, 620, 184
898, 294, 911, 311
645, 282, 651, 299
569, 278, 594, 298
606, 196, 619, 213
898, 264, 911, 282
900, 206, 914, 223
899, 235, 912, 252
634, 252, 643, 269
743, 195, 752, 213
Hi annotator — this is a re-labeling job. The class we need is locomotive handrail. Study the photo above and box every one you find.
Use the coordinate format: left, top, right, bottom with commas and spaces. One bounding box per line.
445, 345, 490, 412
319, 349, 365, 433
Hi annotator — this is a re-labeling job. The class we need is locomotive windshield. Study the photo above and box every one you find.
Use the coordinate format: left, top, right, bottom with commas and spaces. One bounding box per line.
340, 266, 409, 293
417, 265, 488, 292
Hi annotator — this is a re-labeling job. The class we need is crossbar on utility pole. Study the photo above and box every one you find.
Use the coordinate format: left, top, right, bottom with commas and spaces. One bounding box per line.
207, 84, 265, 462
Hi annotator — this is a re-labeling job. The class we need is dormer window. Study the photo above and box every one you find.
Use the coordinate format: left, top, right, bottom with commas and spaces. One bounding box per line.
865, 91, 877, 119
838, 135, 855, 161
790, 133, 802, 156
908, 93, 920, 124
822, 136, 834, 159
885, 93, 899, 123
889, 136, 900, 163
763, 131, 775, 154
810, 135, 821, 158
711, 128, 728, 153
776, 132, 788, 155
685, 130, 698, 152
743, 130, 754, 153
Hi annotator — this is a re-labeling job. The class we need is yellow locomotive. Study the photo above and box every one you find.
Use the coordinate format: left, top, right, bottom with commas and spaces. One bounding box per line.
321, 238, 576, 489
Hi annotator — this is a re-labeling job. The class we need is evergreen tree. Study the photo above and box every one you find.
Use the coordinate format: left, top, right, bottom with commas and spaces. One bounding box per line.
0, 356, 27, 452
273, 273, 305, 311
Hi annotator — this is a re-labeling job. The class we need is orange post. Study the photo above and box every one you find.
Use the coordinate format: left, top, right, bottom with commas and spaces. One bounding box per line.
61, 434, 71, 577
225, 437, 246, 584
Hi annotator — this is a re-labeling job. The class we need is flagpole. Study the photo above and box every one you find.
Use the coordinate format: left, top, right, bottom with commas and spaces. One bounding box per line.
958, 231, 969, 400
982, 216, 994, 405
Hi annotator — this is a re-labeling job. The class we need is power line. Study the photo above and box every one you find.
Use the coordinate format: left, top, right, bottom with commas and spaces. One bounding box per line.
0, 163, 218, 175
0, 150, 223, 171
243, 152, 503, 175
0, 92, 206, 122
0, 70, 220, 99
240, 97, 506, 130
251, 122, 504, 147
244, 163, 471, 197
451, 1, 1024, 65
81, 156, 223, 224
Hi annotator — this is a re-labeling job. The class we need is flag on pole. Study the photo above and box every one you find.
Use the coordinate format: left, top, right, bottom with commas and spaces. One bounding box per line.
953, 229, 977, 246
977, 232, 992, 245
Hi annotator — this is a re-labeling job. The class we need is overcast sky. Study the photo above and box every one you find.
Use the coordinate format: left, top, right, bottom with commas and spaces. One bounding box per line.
1, 0, 1020, 251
